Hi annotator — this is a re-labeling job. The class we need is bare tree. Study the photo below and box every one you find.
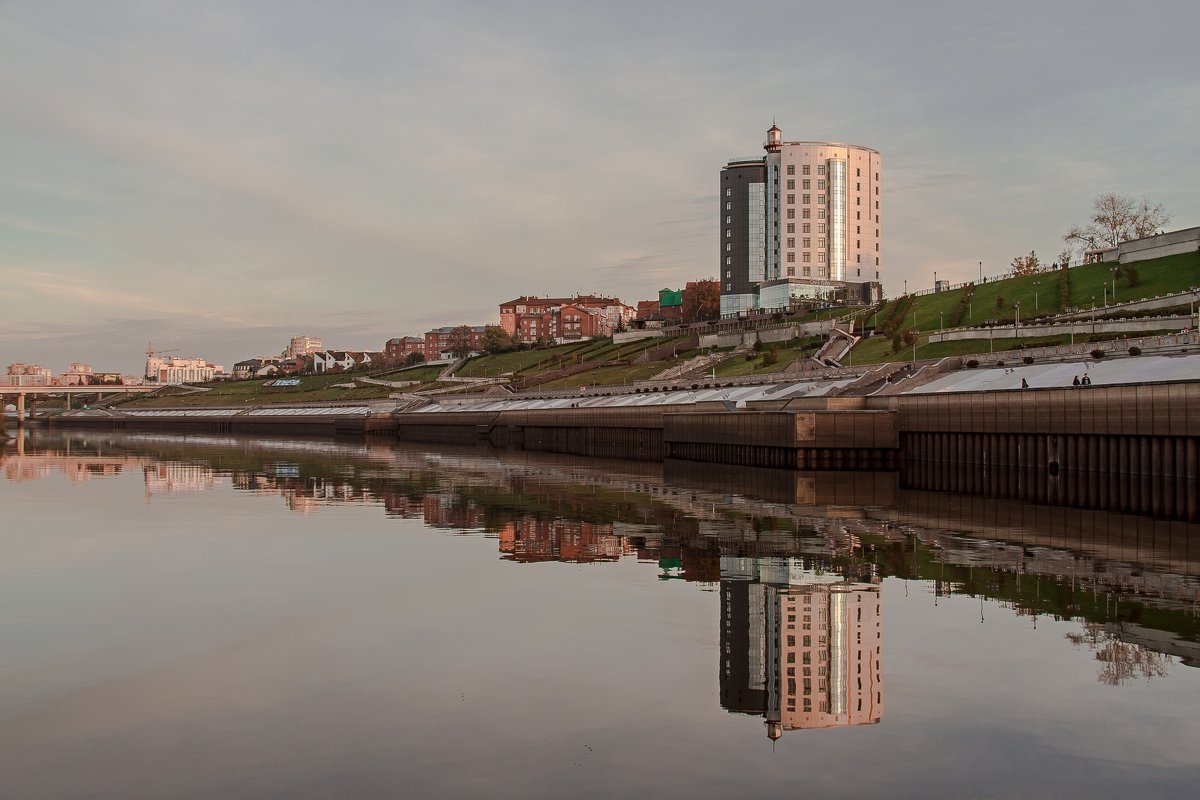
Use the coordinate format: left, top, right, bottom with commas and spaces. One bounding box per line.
1064, 193, 1171, 251
447, 325, 475, 360
1065, 623, 1170, 686
1010, 250, 1040, 276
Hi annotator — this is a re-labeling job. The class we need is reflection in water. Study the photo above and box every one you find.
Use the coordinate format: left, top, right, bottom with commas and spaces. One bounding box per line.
721, 559, 881, 739
3, 431, 1198, 699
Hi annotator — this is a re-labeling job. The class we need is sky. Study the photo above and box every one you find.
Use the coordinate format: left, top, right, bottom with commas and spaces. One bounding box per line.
2, 0, 1198, 375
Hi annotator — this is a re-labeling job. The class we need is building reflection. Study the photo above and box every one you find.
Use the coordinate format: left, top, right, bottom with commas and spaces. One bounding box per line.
6, 431, 1197, 700
721, 557, 882, 739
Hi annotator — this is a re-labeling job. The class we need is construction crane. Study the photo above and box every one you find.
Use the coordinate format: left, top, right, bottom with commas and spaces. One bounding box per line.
145, 342, 180, 359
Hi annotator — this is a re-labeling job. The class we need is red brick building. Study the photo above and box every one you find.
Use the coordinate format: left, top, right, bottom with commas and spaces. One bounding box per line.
424, 326, 488, 362
499, 294, 634, 344
384, 336, 424, 361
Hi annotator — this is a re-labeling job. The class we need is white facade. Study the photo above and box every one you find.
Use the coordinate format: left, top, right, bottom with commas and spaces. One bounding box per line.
145, 356, 225, 385
285, 335, 324, 359
4, 363, 53, 386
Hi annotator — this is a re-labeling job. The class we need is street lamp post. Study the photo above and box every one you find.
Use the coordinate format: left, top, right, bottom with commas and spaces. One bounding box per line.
979, 261, 983, 282
1013, 301, 1021, 338
939, 312, 944, 331
1033, 280, 1040, 312
912, 302, 918, 365
1091, 295, 1097, 334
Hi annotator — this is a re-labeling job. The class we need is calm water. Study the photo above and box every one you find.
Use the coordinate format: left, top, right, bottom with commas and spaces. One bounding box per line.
2, 431, 1197, 799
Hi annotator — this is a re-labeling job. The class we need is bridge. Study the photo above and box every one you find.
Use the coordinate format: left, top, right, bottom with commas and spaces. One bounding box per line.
1, 384, 161, 423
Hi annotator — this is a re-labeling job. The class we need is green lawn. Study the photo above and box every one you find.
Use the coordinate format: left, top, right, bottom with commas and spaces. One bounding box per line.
1068, 252, 1200, 308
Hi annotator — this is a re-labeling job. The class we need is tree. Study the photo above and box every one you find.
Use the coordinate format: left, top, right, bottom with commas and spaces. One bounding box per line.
447, 325, 475, 359
1010, 250, 1040, 276
1064, 193, 1172, 252
403, 351, 424, 366
481, 325, 516, 355
681, 279, 721, 324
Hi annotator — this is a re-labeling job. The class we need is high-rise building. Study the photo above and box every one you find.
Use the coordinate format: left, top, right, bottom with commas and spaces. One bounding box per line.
720, 125, 882, 316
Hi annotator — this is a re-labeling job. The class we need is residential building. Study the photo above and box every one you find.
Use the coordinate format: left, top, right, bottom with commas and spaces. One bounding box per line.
59, 363, 93, 386
310, 351, 381, 374
499, 295, 635, 344
145, 356, 225, 385
384, 336, 425, 361
4, 363, 53, 386
721, 125, 882, 316
424, 326, 487, 362
232, 358, 281, 380
284, 335, 323, 359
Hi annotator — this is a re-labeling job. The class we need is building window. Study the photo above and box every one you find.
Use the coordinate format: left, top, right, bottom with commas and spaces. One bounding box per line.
787, 266, 795, 276
857, 268, 861, 276
726, 229, 731, 237
803, 265, 811, 276
857, 225, 861, 234
856, 196, 861, 205
802, 209, 810, 219
876, 201, 879, 209
787, 193, 795, 204
726, 201, 731, 210
875, 172, 879, 180
787, 237, 795, 247
786, 252, 795, 262
856, 167, 861, 177
725, 270, 731, 278
725, 215, 731, 223
787, 179, 795, 190
856, 182, 861, 191
787, 208, 795, 219
856, 239, 861, 248
802, 179, 810, 190
802, 165, 810, 175
787, 164, 795, 175
817, 165, 825, 175
726, 256, 732, 265
857, 254, 862, 263
876, 243, 879, 250
803, 223, 810, 233
817, 209, 825, 219
817, 180, 826, 190
802, 237, 810, 247
786, 223, 795, 233
802, 252, 811, 263
876, 269, 880, 277
818, 194, 825, 205
726, 188, 731, 196
856, 211, 861, 220
818, 238, 826, 248
726, 243, 731, 251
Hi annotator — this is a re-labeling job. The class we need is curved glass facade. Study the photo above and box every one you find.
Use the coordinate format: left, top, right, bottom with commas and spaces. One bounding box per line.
828, 159, 847, 282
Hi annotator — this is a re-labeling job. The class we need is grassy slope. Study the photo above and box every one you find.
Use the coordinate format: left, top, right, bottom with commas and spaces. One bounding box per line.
110, 254, 1199, 406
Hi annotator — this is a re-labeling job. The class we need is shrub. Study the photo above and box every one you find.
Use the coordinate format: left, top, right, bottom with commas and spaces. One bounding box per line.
996, 295, 1005, 309
1023, 356, 1034, 364
1091, 349, 1106, 359
966, 359, 979, 368
1128, 346, 1142, 356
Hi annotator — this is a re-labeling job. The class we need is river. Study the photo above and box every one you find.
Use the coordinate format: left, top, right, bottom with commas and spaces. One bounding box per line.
1, 430, 1197, 799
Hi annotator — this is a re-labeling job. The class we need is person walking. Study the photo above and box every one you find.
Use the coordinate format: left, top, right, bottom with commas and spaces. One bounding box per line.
1021, 378, 1029, 389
